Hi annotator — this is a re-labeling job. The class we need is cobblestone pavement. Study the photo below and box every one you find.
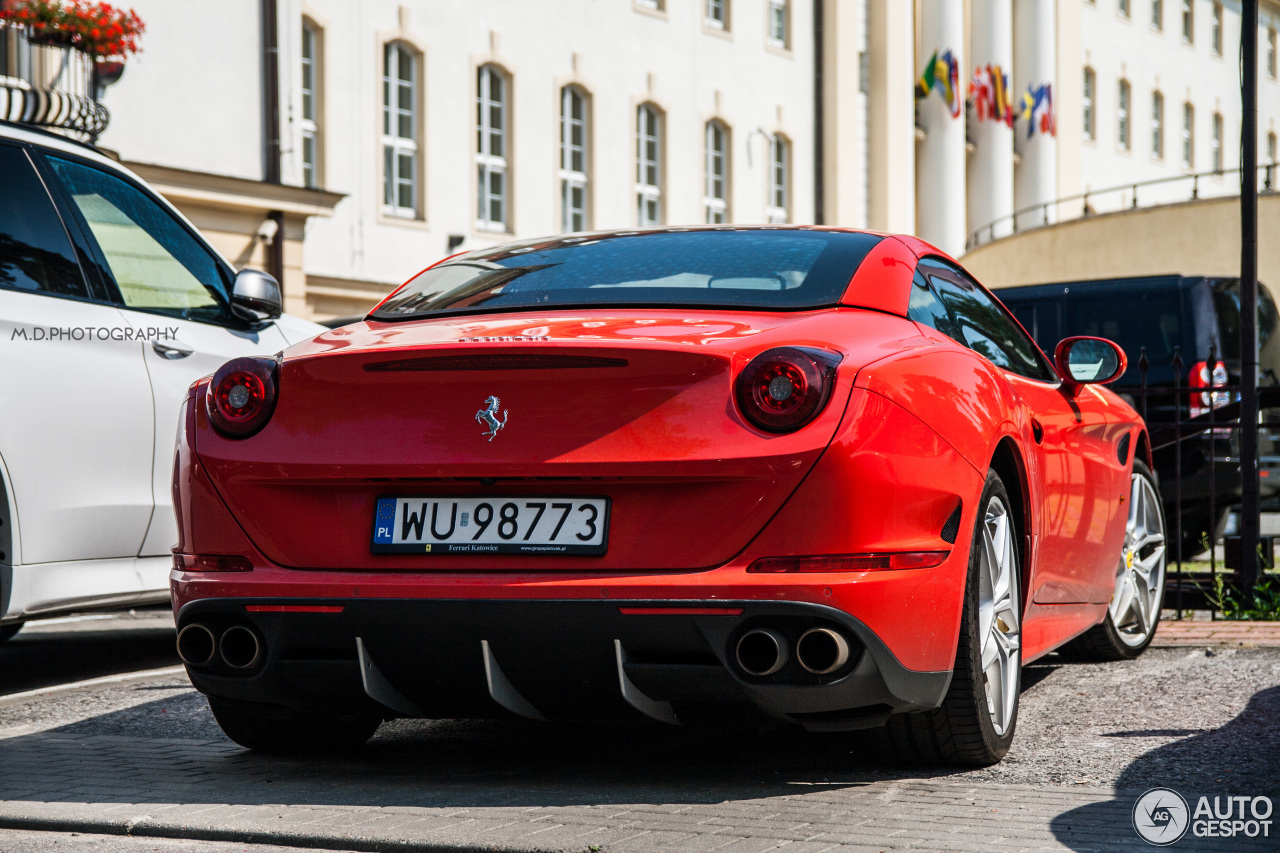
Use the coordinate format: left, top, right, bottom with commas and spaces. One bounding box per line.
0, 644, 1276, 852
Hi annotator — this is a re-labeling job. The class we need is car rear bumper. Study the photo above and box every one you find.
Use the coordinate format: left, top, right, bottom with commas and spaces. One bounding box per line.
177, 597, 952, 732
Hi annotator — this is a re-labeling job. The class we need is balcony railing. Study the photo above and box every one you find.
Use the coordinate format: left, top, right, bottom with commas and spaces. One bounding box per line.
965, 162, 1280, 252
0, 23, 108, 141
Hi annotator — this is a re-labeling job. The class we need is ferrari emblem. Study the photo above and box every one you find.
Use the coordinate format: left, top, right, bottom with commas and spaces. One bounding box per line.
476, 395, 508, 441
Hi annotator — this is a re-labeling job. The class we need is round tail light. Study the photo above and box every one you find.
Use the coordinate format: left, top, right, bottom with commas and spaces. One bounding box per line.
735, 346, 842, 433
206, 357, 279, 438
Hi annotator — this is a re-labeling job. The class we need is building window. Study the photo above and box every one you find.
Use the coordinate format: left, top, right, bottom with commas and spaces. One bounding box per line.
476, 64, 509, 231
636, 0, 664, 11
767, 135, 789, 223
1269, 27, 1276, 78
705, 0, 726, 29
1118, 0, 1129, 18
1152, 0, 1163, 30
1152, 91, 1164, 158
1268, 131, 1277, 164
301, 21, 320, 189
382, 42, 417, 217
1212, 112, 1223, 172
704, 120, 729, 223
1211, 3, 1222, 55
768, 1, 789, 47
1181, 0, 1193, 42
1182, 102, 1195, 168
559, 86, 588, 232
1083, 67, 1096, 140
636, 103, 663, 226
1118, 80, 1131, 149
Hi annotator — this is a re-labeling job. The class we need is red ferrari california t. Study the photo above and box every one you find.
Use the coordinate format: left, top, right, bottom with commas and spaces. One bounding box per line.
172, 227, 1166, 766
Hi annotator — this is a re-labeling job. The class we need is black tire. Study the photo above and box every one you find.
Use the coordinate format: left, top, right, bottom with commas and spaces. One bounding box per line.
0, 622, 22, 643
208, 696, 381, 753
1065, 460, 1165, 662
885, 470, 1020, 767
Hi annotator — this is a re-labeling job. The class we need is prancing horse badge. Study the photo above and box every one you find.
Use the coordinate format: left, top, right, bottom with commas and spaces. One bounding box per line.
476, 395, 508, 441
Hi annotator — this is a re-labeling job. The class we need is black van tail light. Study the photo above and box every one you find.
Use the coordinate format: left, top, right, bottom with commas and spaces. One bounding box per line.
735, 347, 842, 433
1189, 360, 1229, 417
206, 357, 278, 438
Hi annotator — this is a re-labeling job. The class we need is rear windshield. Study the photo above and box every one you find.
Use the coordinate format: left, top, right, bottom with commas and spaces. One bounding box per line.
371, 229, 883, 320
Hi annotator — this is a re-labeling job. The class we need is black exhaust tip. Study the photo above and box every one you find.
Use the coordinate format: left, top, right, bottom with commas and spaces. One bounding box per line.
735, 628, 789, 676
219, 625, 263, 669
176, 623, 216, 667
796, 627, 851, 675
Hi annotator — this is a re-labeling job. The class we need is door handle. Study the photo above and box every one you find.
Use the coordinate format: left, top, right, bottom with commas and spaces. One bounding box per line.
151, 340, 194, 360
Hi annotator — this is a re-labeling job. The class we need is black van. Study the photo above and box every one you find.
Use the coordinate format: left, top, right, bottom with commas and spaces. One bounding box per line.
995, 275, 1280, 557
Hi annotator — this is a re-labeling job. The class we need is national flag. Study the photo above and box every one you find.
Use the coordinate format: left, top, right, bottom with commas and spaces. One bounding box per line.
915, 50, 938, 99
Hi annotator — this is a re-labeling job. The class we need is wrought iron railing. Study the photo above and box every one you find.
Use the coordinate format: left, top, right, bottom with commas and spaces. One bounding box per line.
965, 163, 1280, 251
0, 23, 108, 141
1122, 346, 1280, 617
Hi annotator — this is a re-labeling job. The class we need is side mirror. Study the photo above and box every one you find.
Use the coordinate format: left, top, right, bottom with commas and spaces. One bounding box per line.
230, 269, 283, 324
1054, 336, 1127, 390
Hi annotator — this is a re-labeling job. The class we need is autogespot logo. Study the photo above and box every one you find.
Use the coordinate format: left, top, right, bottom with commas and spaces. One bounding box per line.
1133, 788, 1275, 845
1133, 788, 1190, 846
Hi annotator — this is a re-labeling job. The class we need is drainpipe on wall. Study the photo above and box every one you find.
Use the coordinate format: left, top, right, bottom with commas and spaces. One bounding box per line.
261, 0, 285, 285
813, 0, 824, 225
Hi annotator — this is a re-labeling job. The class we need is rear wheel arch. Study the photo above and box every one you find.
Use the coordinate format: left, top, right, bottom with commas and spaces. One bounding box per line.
1135, 428, 1154, 476
988, 437, 1031, 614
0, 450, 16, 622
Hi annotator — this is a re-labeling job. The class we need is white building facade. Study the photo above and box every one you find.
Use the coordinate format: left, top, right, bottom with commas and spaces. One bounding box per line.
98, 0, 815, 320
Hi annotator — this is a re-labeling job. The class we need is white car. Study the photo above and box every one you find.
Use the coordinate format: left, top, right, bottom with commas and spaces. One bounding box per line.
0, 121, 323, 640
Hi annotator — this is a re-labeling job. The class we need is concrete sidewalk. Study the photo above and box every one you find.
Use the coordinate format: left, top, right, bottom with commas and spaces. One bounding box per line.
0, 731, 1270, 853
1153, 619, 1280, 646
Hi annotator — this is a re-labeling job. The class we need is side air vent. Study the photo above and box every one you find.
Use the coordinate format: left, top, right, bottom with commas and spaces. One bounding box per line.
940, 502, 963, 545
1117, 433, 1132, 466
365, 355, 629, 372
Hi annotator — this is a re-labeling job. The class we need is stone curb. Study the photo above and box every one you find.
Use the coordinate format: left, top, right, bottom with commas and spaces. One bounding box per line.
0, 812, 548, 853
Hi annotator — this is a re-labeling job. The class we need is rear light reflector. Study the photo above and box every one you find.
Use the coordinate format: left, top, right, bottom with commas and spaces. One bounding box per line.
173, 554, 254, 572
245, 605, 345, 614
617, 607, 744, 616
1189, 360, 1230, 417
206, 357, 278, 438
735, 346, 842, 433
746, 551, 950, 573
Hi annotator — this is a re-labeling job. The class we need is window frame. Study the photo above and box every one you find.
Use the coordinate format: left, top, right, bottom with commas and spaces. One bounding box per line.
1212, 111, 1224, 172
1118, 0, 1130, 18
476, 63, 511, 233
1268, 27, 1277, 79
767, 0, 789, 48
558, 85, 589, 233
1182, 0, 1194, 43
1152, 0, 1163, 29
301, 20, 321, 189
1117, 79, 1131, 150
704, 119, 730, 224
1083, 67, 1097, 141
705, 0, 727, 30
1183, 101, 1196, 169
1268, 131, 1278, 165
1211, 2, 1223, 55
766, 134, 789, 223
636, 103, 664, 227
1152, 90, 1164, 158
381, 41, 419, 219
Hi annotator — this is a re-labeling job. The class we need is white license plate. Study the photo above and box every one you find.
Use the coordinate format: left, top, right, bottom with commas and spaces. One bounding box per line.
372, 496, 609, 555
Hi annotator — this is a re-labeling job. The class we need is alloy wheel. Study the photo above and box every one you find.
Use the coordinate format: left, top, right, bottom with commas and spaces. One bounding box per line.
1110, 472, 1167, 646
977, 495, 1021, 736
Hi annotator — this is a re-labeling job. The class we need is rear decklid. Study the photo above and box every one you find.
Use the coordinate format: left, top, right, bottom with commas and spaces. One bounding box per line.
194, 309, 925, 571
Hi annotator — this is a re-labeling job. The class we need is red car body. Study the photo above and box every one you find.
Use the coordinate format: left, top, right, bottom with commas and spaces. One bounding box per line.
171, 228, 1148, 742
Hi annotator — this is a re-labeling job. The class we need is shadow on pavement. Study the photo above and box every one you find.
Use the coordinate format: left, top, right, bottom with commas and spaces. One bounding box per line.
1050, 686, 1280, 852
0, 617, 178, 696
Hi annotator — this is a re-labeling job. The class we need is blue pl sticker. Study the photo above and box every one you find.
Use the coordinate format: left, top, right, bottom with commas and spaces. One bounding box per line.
374, 498, 397, 544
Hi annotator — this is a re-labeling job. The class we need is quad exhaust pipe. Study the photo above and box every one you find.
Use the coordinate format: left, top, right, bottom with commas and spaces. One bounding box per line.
735, 628, 789, 676
176, 623, 216, 667
796, 627, 851, 675
176, 622, 264, 670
